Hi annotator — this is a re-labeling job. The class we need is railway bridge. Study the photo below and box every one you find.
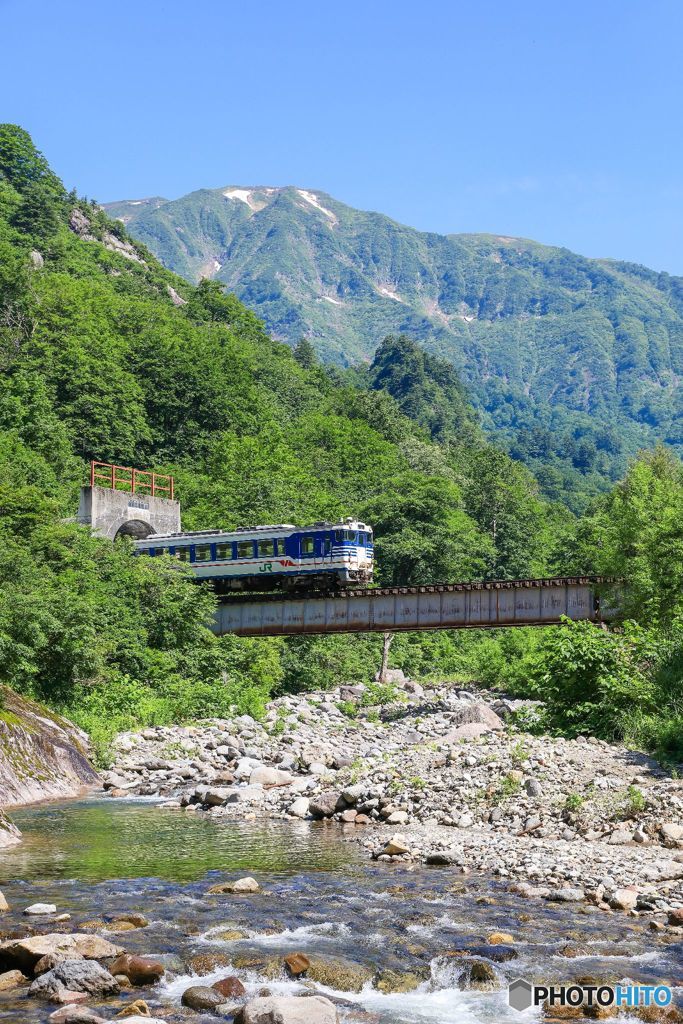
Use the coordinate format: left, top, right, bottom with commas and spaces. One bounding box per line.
212, 576, 618, 637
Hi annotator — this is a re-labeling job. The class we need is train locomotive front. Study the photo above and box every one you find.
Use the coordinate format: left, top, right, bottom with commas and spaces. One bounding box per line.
133, 518, 374, 593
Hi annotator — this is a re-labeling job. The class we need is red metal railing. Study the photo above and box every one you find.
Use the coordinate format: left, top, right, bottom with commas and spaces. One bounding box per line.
90, 461, 174, 500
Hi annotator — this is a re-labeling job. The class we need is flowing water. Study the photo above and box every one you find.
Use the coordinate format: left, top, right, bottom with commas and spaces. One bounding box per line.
0, 799, 681, 1022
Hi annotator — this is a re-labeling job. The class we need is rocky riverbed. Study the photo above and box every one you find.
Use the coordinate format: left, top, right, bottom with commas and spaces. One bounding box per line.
102, 677, 683, 923
0, 799, 682, 1023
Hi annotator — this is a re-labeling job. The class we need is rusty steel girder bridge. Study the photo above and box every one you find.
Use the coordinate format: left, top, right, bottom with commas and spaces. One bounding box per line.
212, 576, 618, 637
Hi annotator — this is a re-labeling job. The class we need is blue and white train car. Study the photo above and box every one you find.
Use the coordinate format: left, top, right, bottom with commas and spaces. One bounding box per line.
133, 518, 374, 593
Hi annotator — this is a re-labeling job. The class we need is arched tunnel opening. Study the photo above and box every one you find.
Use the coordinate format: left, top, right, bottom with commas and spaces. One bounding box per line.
114, 520, 156, 541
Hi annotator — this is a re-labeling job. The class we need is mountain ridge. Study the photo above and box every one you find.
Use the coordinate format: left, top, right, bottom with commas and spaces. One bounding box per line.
106, 185, 683, 480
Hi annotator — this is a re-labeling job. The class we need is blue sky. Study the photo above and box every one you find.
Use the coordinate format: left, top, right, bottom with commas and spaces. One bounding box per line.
2, 0, 682, 272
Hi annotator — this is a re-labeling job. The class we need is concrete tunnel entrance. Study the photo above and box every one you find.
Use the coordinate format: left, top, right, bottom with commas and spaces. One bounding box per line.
114, 520, 156, 540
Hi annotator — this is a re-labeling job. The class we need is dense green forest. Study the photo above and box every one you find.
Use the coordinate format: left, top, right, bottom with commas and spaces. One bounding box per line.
0, 125, 681, 766
109, 186, 683, 511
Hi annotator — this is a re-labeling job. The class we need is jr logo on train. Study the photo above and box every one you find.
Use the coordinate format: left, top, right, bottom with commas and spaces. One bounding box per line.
133, 519, 374, 593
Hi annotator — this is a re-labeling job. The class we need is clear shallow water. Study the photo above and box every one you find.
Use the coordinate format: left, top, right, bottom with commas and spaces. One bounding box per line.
4, 800, 355, 882
0, 799, 681, 1024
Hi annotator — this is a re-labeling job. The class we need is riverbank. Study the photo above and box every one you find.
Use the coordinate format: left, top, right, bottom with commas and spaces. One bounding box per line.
103, 677, 683, 922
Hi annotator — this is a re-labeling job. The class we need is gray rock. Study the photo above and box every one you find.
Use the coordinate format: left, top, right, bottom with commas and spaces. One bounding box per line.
48, 1009, 109, 1023
224, 785, 264, 804
0, 934, 123, 974
29, 959, 119, 1000
24, 903, 57, 915
374, 669, 407, 684
425, 851, 459, 866
661, 823, 683, 844
309, 792, 342, 818
250, 766, 293, 786
448, 701, 504, 730
445, 722, 493, 742
549, 887, 585, 902
288, 797, 310, 818
202, 787, 231, 807
237, 994, 338, 1023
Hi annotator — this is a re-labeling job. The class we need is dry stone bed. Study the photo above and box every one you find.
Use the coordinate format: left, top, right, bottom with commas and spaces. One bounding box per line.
104, 676, 683, 920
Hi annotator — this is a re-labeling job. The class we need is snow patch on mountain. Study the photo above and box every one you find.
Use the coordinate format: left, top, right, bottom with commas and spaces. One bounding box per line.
223, 188, 257, 209
377, 285, 406, 303
297, 190, 337, 224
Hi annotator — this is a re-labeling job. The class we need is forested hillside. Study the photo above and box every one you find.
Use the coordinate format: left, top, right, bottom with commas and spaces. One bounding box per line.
109, 186, 683, 497
1, 125, 681, 767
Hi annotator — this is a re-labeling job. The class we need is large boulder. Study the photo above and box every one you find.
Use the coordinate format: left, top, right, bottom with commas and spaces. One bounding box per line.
309, 793, 342, 818
29, 959, 119, 1000
446, 701, 504, 733
0, 687, 99, 807
250, 766, 293, 787
181, 984, 225, 1010
0, 934, 123, 974
236, 995, 338, 1024
212, 976, 246, 998
109, 954, 164, 986
304, 957, 374, 993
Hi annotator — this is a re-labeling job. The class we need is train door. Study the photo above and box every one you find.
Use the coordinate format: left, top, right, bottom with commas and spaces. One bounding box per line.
312, 531, 332, 571
320, 531, 332, 566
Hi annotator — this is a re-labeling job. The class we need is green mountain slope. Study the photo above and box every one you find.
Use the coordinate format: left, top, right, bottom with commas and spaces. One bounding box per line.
107, 186, 683, 476
0, 124, 566, 741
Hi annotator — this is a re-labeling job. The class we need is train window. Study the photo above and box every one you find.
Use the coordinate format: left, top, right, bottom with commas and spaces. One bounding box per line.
194, 544, 211, 562
358, 534, 365, 546
301, 535, 315, 556
258, 539, 275, 557
344, 530, 356, 542
237, 540, 254, 558
334, 530, 343, 542
176, 547, 190, 562
216, 542, 232, 560
323, 537, 331, 555
277, 539, 287, 556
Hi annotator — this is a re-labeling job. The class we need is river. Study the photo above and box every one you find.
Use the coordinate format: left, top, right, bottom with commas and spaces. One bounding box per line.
0, 799, 680, 1022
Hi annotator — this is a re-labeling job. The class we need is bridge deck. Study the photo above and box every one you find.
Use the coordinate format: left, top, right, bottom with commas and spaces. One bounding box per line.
212, 576, 617, 637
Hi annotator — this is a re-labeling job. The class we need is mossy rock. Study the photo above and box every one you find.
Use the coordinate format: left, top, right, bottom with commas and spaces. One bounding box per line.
230, 954, 283, 980
458, 959, 500, 992
375, 969, 425, 993
185, 951, 233, 974
305, 957, 375, 993
79, 919, 106, 931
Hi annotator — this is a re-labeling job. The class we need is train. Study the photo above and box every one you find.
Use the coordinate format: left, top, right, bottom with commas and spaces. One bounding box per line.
132, 517, 374, 593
